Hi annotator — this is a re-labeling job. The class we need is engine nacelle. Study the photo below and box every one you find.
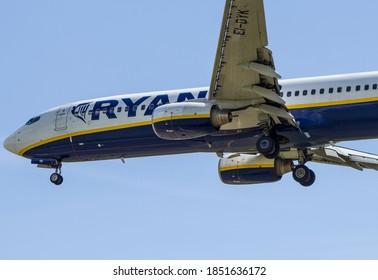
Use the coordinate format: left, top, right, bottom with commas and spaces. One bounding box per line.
219, 154, 293, 185
152, 102, 232, 140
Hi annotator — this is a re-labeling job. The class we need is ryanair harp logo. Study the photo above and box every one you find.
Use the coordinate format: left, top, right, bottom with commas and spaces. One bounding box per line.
72, 102, 91, 124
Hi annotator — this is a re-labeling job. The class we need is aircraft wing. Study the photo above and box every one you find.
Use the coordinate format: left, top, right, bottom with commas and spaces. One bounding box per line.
308, 145, 378, 171
209, 0, 296, 126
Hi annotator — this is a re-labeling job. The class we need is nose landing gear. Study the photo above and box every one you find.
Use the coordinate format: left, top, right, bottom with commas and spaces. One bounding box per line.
50, 164, 63, 185
50, 173, 63, 185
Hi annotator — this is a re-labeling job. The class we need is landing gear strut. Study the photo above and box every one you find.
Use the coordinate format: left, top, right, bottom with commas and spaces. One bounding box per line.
292, 164, 316, 187
50, 163, 63, 185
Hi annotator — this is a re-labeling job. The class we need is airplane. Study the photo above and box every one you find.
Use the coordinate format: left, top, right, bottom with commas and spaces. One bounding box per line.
4, 0, 378, 187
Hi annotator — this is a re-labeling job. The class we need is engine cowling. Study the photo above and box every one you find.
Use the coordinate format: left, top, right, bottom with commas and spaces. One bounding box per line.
219, 154, 293, 185
152, 102, 232, 140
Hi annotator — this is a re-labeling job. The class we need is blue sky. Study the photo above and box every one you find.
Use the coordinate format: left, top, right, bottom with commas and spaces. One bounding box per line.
1, 0, 378, 260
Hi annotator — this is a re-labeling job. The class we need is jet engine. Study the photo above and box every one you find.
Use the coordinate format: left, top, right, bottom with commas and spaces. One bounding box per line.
152, 102, 232, 140
219, 154, 293, 185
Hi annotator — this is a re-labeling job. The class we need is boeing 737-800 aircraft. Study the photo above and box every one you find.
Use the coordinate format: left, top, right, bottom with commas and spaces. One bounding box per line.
4, 0, 378, 187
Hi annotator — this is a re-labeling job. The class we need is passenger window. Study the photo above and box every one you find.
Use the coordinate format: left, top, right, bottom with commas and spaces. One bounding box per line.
287, 91, 292, 97
109, 108, 114, 114
95, 110, 100, 115
320, 88, 325, 94
346, 86, 351, 92
133, 105, 138, 112
303, 90, 308, 96
311, 89, 316, 95
295, 91, 300, 96
365, 85, 370, 91
149, 104, 155, 110
88, 110, 93, 115
356, 85, 361, 91
141, 105, 146, 110
102, 109, 108, 114
373, 84, 378, 90
337, 87, 342, 93
125, 107, 129, 112
117, 107, 122, 113
329, 88, 334, 94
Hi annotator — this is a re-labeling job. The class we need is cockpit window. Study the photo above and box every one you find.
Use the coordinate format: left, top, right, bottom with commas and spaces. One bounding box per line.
25, 116, 41, 125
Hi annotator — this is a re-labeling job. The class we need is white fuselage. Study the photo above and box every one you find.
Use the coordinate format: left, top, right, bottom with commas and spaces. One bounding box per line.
4, 71, 378, 162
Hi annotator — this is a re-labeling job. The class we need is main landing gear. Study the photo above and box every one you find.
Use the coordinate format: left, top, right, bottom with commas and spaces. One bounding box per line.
257, 133, 316, 187
292, 165, 316, 187
256, 134, 280, 159
50, 163, 63, 185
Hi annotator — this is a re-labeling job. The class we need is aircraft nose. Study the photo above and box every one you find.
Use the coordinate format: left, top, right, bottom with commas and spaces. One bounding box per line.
3, 134, 16, 154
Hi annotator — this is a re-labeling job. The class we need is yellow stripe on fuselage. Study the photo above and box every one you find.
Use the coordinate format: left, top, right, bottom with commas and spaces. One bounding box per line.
287, 96, 378, 110
19, 96, 378, 157
220, 164, 275, 172
18, 120, 152, 156
19, 114, 211, 156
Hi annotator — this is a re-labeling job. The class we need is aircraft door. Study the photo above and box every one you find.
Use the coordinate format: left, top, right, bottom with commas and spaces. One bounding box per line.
55, 105, 70, 131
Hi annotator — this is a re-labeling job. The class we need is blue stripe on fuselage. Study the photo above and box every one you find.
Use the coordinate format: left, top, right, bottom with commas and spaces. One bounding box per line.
24, 100, 378, 162
288, 100, 378, 144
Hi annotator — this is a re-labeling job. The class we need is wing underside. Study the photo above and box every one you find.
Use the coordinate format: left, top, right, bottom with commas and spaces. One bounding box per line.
209, 1, 378, 183
209, 0, 296, 127
309, 145, 378, 171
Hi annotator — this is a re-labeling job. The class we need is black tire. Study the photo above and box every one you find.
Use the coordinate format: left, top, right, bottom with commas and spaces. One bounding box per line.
263, 140, 281, 159
50, 173, 60, 184
257, 135, 275, 154
300, 170, 316, 187
50, 173, 63, 185
56, 175, 63, 185
292, 165, 311, 183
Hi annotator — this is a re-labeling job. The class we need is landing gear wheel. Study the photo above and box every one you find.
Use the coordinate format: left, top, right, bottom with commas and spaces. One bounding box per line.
56, 175, 63, 185
257, 136, 275, 154
257, 135, 280, 158
264, 141, 280, 159
50, 173, 63, 185
292, 165, 311, 184
300, 170, 316, 187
